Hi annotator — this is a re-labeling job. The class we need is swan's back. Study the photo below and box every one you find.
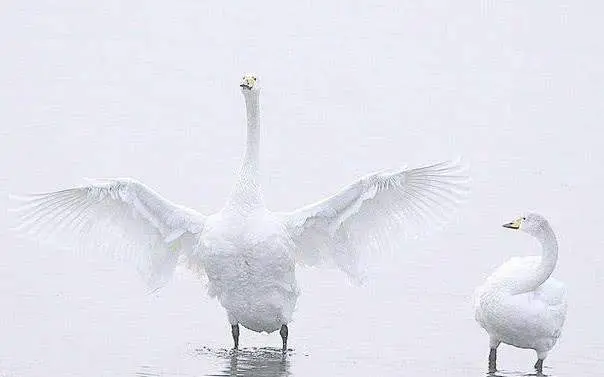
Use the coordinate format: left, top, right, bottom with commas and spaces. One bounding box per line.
479, 255, 567, 306
482, 256, 540, 289
534, 277, 566, 308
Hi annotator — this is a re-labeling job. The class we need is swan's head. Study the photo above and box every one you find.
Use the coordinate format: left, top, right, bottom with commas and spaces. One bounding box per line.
503, 213, 549, 236
240, 74, 258, 93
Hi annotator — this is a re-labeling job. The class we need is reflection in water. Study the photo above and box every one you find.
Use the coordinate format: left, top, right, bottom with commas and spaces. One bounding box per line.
197, 347, 291, 377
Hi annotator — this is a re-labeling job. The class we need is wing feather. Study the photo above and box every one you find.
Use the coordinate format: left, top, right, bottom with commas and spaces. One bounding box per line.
11, 178, 205, 290
281, 160, 469, 281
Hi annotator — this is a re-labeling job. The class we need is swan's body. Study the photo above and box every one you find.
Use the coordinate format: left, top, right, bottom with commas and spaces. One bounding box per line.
202, 209, 298, 333
14, 75, 468, 349
474, 214, 567, 373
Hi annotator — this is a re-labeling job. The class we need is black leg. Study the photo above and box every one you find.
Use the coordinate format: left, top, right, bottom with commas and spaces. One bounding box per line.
488, 347, 497, 373
231, 324, 240, 349
534, 359, 543, 373
279, 324, 288, 351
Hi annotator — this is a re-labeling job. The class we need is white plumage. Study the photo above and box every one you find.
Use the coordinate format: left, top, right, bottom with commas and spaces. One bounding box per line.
474, 213, 567, 373
13, 74, 468, 349
13, 179, 204, 291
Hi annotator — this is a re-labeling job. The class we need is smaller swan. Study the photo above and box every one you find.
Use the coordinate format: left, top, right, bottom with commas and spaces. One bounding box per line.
474, 213, 567, 374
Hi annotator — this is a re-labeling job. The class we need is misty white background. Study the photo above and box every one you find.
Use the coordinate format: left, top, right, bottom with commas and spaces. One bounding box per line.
1, 2, 602, 376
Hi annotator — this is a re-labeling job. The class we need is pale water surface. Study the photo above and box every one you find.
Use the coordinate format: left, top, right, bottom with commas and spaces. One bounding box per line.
1, 1, 603, 376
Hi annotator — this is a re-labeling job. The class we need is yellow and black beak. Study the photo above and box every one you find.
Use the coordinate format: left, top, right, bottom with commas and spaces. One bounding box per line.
502, 217, 522, 230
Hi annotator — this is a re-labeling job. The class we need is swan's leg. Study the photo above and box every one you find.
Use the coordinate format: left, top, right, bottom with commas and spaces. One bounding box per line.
279, 324, 288, 351
488, 348, 497, 372
534, 351, 547, 374
534, 359, 543, 373
231, 324, 240, 349
488, 338, 500, 373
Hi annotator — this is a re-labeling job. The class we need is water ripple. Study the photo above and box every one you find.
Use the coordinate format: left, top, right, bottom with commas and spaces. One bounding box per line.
136, 365, 162, 377
195, 347, 292, 377
485, 367, 553, 377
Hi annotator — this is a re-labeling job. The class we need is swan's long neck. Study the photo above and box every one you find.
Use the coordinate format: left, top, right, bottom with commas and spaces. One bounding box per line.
227, 91, 263, 212
510, 224, 558, 295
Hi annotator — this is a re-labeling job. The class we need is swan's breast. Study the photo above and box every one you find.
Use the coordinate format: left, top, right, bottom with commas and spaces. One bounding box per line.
200, 210, 292, 255
198, 210, 297, 296
197, 211, 299, 331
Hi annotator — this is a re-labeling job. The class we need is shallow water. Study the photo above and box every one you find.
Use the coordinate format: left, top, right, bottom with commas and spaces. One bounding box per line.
136, 348, 296, 377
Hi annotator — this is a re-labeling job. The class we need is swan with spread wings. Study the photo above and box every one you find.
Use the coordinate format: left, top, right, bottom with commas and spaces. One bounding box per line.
14, 75, 468, 350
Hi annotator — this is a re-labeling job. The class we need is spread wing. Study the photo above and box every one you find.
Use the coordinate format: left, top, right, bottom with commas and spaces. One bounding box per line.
281, 160, 468, 282
12, 178, 205, 291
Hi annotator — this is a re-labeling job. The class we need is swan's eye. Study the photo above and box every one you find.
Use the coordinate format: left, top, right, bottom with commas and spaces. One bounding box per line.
522, 217, 526, 220
252, 76, 256, 80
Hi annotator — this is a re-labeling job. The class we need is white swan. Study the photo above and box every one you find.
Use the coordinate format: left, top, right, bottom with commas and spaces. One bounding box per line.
474, 213, 567, 373
14, 74, 468, 350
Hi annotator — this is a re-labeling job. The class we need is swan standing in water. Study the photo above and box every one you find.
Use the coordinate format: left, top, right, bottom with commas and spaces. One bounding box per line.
14, 75, 467, 350
474, 214, 567, 373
